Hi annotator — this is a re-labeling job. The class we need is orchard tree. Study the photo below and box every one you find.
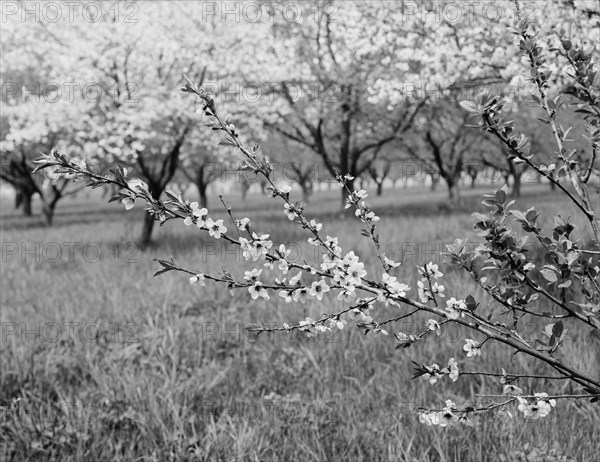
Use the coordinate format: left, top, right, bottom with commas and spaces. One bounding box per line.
366, 146, 403, 196
57, 7, 212, 248
179, 127, 247, 208
0, 98, 91, 225
464, 164, 481, 189
479, 136, 530, 197
367, 161, 390, 196
478, 106, 573, 196
3, 3, 255, 245
0, 15, 91, 223
246, 0, 566, 208
400, 103, 483, 204
261, 132, 324, 203
244, 2, 431, 208
180, 146, 222, 209
365, 0, 597, 201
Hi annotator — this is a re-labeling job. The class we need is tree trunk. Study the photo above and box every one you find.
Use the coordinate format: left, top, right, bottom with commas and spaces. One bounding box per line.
376, 181, 383, 196
447, 181, 460, 206
199, 185, 208, 208
22, 194, 33, 216
430, 174, 439, 191
338, 85, 352, 212
40, 185, 63, 226
16, 189, 34, 216
470, 172, 477, 188
195, 167, 208, 208
41, 199, 58, 226
260, 180, 268, 195
241, 181, 250, 201
511, 173, 522, 197
139, 186, 163, 249
301, 182, 313, 203
139, 213, 156, 250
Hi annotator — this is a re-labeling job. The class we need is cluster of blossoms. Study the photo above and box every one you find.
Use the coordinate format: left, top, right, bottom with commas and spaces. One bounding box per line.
417, 280, 445, 303
420, 358, 460, 385
426, 319, 441, 335
235, 217, 250, 231
283, 203, 298, 221
320, 247, 367, 298
344, 188, 381, 224
244, 269, 269, 300
183, 202, 227, 238
183, 202, 208, 226
309, 279, 330, 301
308, 219, 323, 232
463, 339, 482, 358
240, 233, 273, 262
290, 315, 347, 337
277, 272, 310, 304
416, 263, 447, 303
445, 297, 467, 319
419, 262, 443, 279
517, 393, 557, 420
266, 244, 292, 274
418, 400, 472, 427
383, 255, 401, 269
382, 273, 410, 300
344, 187, 367, 208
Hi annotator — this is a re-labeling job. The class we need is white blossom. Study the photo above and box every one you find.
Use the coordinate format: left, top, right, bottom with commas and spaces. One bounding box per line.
463, 339, 481, 357
190, 274, 206, 286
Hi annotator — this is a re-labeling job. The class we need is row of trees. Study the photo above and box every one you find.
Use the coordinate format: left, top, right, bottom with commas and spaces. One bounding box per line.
1, 1, 596, 246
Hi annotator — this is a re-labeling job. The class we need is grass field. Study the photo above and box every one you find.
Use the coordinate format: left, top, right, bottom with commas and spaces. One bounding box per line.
1, 182, 599, 461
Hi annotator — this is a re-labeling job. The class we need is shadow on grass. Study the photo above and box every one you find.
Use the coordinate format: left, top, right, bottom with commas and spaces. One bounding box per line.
1, 184, 558, 238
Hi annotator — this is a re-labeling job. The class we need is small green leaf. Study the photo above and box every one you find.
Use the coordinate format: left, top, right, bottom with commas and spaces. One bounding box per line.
495, 188, 507, 204
552, 321, 564, 338
465, 295, 478, 312
540, 269, 558, 283
525, 208, 539, 222
459, 100, 479, 113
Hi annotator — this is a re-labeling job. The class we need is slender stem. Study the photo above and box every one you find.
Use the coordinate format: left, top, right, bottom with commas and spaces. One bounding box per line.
460, 371, 569, 380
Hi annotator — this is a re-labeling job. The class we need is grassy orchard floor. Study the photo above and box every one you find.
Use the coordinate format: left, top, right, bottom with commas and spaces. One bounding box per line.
1, 183, 599, 461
